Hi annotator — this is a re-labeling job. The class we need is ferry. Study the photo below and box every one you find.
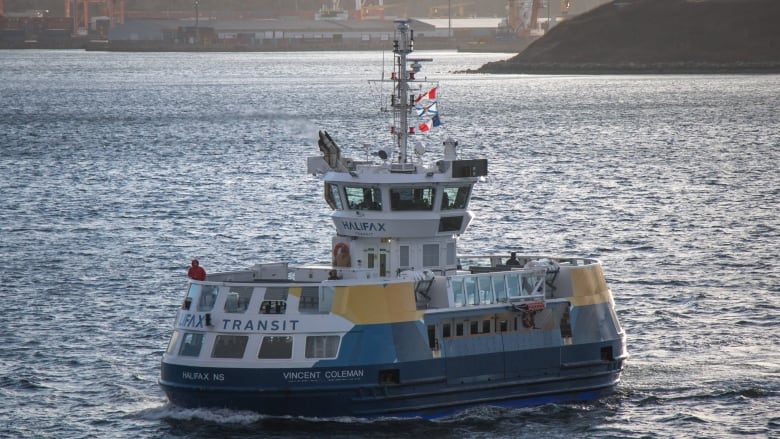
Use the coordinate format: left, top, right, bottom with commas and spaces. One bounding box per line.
159, 19, 627, 418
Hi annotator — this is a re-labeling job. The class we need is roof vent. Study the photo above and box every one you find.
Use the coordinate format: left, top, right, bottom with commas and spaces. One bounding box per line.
390, 163, 417, 173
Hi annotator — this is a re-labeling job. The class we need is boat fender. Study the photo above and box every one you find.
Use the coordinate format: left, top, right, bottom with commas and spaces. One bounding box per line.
333, 242, 351, 267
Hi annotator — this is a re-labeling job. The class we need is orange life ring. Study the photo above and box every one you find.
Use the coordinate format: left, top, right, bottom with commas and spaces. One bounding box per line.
333, 242, 349, 258
333, 242, 351, 267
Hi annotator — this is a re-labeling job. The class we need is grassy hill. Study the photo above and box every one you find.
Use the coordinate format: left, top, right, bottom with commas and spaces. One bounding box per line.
479, 0, 780, 73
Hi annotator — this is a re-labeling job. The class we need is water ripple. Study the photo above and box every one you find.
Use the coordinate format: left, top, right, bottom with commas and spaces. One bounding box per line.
1, 51, 778, 438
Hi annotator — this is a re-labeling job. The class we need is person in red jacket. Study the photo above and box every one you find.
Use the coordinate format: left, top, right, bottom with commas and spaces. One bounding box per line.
188, 259, 206, 281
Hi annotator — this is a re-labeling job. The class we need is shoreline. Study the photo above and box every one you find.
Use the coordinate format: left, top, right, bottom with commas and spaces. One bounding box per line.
475, 61, 780, 75
0, 38, 467, 52
4, 42, 779, 75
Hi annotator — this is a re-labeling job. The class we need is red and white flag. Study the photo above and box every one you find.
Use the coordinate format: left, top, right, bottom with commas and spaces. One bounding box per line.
414, 87, 437, 104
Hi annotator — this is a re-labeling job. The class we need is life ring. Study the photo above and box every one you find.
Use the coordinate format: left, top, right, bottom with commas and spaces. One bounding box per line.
332, 242, 351, 267
521, 310, 535, 329
333, 242, 349, 258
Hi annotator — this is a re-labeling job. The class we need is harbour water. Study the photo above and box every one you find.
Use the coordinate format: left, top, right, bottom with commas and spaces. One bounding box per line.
0, 50, 778, 438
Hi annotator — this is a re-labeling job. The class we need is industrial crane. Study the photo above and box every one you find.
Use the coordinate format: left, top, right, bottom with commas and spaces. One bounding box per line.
505, 0, 542, 36
64, 0, 124, 33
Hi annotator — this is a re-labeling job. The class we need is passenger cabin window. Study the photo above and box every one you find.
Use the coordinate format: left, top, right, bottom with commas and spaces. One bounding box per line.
493, 274, 507, 302
166, 331, 181, 354
260, 300, 287, 314
197, 285, 219, 312
390, 187, 435, 211
441, 186, 470, 210
178, 332, 204, 357
506, 273, 521, 296
464, 277, 478, 305
261, 287, 288, 315
305, 335, 340, 358
478, 276, 494, 304
183, 284, 200, 310
298, 286, 321, 313
450, 277, 465, 306
344, 186, 382, 210
224, 286, 253, 313
212, 335, 248, 359
258, 336, 293, 359
448, 272, 545, 310
324, 183, 343, 210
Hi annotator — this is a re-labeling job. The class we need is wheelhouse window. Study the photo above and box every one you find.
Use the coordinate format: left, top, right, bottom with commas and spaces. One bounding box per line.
305, 335, 340, 358
441, 186, 471, 210
438, 216, 463, 232
324, 183, 343, 210
258, 336, 293, 359
344, 186, 382, 211
390, 187, 435, 211
212, 335, 248, 359
178, 332, 204, 357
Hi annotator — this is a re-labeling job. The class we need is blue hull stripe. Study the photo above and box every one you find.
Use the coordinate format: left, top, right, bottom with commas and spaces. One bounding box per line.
160, 355, 624, 418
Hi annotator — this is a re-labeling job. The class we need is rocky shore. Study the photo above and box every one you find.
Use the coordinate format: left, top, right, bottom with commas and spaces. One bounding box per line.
478, 0, 780, 74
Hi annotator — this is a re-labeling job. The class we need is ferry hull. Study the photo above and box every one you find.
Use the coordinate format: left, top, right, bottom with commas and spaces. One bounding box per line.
160, 342, 625, 418
161, 371, 622, 419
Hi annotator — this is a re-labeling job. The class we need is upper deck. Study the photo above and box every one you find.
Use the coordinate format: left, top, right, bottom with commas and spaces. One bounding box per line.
183, 254, 602, 316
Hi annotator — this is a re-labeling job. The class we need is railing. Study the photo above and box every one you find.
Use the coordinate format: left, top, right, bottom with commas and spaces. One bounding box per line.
457, 254, 596, 270
447, 267, 547, 308
182, 282, 324, 316
181, 276, 412, 318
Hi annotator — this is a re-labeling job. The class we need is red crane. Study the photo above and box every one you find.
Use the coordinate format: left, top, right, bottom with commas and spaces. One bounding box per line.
65, 0, 124, 33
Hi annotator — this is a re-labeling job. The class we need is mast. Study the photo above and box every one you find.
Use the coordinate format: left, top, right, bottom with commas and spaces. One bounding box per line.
392, 19, 413, 165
